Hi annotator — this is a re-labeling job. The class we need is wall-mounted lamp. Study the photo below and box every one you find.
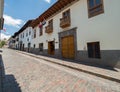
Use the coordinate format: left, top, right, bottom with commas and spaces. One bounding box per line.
55, 42, 58, 44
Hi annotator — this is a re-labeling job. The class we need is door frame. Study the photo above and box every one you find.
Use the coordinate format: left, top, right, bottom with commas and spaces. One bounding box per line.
58, 27, 77, 59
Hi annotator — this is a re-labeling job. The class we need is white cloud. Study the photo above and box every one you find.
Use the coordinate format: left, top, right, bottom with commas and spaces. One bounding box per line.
44, 0, 51, 3
0, 33, 11, 40
3, 14, 24, 28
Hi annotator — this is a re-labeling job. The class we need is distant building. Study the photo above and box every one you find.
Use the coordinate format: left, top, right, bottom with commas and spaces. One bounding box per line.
8, 36, 15, 49
13, 0, 120, 68
17, 20, 33, 51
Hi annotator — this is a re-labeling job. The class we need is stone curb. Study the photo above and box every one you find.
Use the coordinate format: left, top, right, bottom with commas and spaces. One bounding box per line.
17, 50, 120, 83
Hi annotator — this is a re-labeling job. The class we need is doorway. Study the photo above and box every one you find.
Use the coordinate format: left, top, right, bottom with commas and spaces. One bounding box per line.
28, 43, 31, 52
61, 35, 75, 59
48, 41, 55, 55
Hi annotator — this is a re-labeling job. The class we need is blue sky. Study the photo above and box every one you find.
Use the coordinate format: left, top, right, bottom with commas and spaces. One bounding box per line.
2, 0, 57, 37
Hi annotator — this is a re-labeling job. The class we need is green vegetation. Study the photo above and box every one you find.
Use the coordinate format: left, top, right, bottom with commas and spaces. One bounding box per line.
0, 41, 6, 48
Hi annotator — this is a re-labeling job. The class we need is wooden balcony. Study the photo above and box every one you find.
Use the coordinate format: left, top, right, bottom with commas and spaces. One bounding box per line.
60, 16, 71, 28
45, 25, 53, 33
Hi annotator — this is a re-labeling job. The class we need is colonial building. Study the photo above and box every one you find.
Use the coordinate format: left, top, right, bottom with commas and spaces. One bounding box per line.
18, 20, 33, 51
13, 0, 120, 68
8, 36, 16, 49
13, 32, 19, 50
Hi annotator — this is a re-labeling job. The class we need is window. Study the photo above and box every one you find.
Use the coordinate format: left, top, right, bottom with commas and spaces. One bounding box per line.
29, 31, 31, 35
23, 33, 24, 38
87, 0, 104, 18
21, 34, 22, 38
39, 43, 43, 51
49, 19, 53, 27
45, 19, 53, 33
12, 40, 15, 43
34, 29, 36, 38
39, 26, 43, 36
26, 32, 28, 37
16, 38, 19, 41
63, 9, 70, 18
33, 44, 36, 48
60, 9, 71, 28
27, 38, 29, 42
87, 42, 101, 58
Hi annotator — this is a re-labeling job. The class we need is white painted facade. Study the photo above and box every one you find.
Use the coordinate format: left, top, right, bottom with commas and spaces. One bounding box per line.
31, 17, 60, 50
8, 37, 15, 49
32, 0, 120, 50
19, 27, 33, 48
15, 35, 19, 49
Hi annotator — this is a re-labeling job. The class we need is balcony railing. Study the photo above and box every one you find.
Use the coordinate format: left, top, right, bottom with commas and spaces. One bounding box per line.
45, 25, 53, 33
60, 16, 71, 28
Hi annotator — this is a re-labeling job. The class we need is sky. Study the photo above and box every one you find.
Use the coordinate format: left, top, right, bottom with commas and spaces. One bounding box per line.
1, 0, 57, 39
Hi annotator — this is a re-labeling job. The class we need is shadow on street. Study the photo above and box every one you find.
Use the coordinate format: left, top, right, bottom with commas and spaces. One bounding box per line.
0, 54, 21, 92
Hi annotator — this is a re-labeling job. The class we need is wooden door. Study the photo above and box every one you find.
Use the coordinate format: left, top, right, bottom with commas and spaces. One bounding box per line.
28, 43, 31, 52
48, 42, 51, 54
61, 36, 75, 59
62, 37, 68, 58
68, 36, 74, 59
23, 44, 24, 51
48, 41, 55, 55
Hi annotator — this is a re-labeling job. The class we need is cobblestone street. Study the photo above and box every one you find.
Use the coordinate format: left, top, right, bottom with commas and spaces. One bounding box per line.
0, 48, 120, 92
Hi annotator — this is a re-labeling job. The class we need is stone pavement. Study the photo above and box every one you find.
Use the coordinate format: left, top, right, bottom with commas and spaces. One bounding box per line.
1, 48, 120, 92
17, 50, 120, 83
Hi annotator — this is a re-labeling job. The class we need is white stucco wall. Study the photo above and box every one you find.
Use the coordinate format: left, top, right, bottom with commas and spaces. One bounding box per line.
15, 36, 19, 49
31, 16, 61, 49
71, 0, 120, 50
31, 26, 39, 48
19, 27, 33, 48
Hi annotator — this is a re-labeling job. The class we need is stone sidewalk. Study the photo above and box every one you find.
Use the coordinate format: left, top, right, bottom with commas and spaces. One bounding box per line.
16, 50, 120, 83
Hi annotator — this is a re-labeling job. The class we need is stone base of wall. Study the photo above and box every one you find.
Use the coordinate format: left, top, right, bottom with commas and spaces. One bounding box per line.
21, 48, 120, 69
23, 48, 61, 58
76, 50, 120, 69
